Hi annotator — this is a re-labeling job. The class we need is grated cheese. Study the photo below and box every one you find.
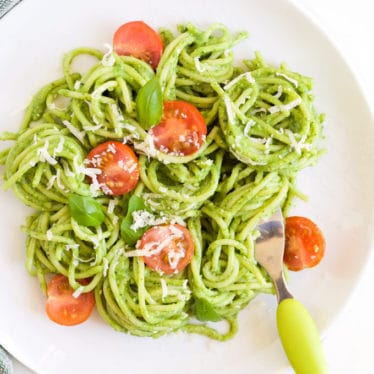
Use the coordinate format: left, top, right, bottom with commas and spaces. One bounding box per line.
72, 286, 84, 299
101, 43, 115, 67
251, 107, 267, 115
37, 140, 57, 165
62, 120, 86, 143
224, 72, 255, 90
130, 210, 167, 231
243, 119, 255, 137
268, 97, 302, 114
134, 134, 157, 158
160, 278, 168, 299
273, 85, 283, 99
107, 143, 117, 154
102, 257, 109, 277
46, 230, 54, 241
223, 95, 235, 124
46, 175, 57, 190
107, 199, 117, 214
74, 80, 82, 90
167, 248, 185, 269
65, 244, 80, 251
120, 123, 137, 132
84, 124, 102, 132
194, 57, 205, 73
61, 160, 75, 177
53, 136, 65, 156
285, 130, 310, 154
276, 72, 299, 87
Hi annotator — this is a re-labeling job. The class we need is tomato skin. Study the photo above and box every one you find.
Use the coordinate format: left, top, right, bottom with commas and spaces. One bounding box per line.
149, 100, 207, 156
113, 21, 164, 69
284, 216, 325, 271
86, 141, 139, 196
138, 224, 194, 275
45, 275, 95, 326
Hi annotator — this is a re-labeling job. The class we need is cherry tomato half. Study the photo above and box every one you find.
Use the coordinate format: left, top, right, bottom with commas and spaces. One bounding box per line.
149, 100, 207, 156
45, 275, 95, 326
138, 224, 194, 275
113, 21, 164, 69
86, 141, 139, 196
284, 216, 326, 271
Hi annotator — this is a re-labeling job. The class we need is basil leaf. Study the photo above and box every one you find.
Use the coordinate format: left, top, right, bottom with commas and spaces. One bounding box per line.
194, 298, 222, 322
120, 195, 149, 246
136, 77, 163, 130
68, 194, 105, 227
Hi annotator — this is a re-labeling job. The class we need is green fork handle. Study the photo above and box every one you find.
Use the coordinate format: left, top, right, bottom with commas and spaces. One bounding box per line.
277, 298, 329, 374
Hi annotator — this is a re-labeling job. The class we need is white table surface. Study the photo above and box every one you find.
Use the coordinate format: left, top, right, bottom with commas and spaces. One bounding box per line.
9, 0, 374, 373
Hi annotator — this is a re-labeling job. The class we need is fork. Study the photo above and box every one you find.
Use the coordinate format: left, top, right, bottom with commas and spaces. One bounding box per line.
255, 208, 328, 374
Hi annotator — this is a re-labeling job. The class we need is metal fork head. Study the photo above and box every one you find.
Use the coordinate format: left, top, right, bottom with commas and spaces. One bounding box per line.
255, 208, 293, 303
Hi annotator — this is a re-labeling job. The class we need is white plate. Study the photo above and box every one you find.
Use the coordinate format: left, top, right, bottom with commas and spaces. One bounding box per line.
1, 0, 374, 373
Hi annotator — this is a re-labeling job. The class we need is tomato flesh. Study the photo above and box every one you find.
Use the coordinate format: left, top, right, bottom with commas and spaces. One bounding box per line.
284, 216, 325, 271
86, 141, 139, 196
138, 224, 194, 274
149, 100, 207, 156
113, 21, 164, 69
46, 275, 95, 326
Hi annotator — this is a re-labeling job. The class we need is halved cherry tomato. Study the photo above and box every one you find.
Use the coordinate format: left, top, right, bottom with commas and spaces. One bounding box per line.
149, 100, 207, 156
284, 216, 325, 271
86, 141, 139, 196
45, 275, 95, 326
138, 224, 194, 275
113, 21, 164, 69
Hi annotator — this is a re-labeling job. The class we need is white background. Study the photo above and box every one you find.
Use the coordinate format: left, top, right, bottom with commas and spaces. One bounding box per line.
8, 0, 374, 373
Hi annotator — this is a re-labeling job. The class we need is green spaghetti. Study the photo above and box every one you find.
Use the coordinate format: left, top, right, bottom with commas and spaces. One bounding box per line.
0, 22, 324, 340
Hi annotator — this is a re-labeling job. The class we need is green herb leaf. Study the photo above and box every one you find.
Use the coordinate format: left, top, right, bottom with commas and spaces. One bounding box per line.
136, 77, 163, 130
194, 298, 222, 322
120, 195, 149, 246
68, 194, 105, 227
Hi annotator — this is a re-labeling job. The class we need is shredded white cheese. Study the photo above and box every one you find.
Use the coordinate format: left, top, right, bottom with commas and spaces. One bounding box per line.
74, 80, 82, 90
72, 286, 84, 299
167, 248, 185, 269
61, 160, 75, 177
120, 123, 137, 132
264, 137, 272, 154
107, 143, 117, 154
194, 57, 205, 73
102, 257, 109, 277
125, 235, 174, 258
160, 279, 168, 299
53, 136, 65, 157
102, 43, 115, 67
65, 244, 80, 251
37, 140, 57, 165
223, 96, 235, 124
107, 199, 117, 214
276, 72, 299, 87
285, 130, 310, 154
62, 120, 86, 143
251, 107, 267, 115
84, 124, 102, 132
133, 134, 157, 158
130, 211, 167, 231
46, 230, 54, 241
268, 97, 302, 114
243, 119, 255, 137
273, 85, 283, 99
224, 72, 255, 90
